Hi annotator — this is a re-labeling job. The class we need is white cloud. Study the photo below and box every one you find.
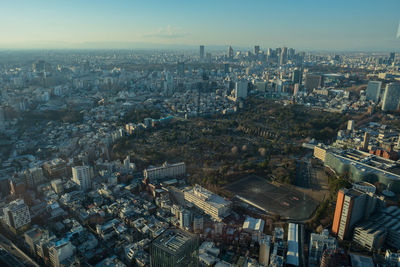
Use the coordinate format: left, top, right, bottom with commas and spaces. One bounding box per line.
143, 25, 188, 39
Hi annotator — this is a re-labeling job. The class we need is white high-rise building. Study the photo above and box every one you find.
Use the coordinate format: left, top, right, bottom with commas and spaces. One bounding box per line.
3, 199, 31, 231
72, 166, 91, 191
259, 235, 271, 266
365, 81, 382, 102
382, 83, 400, 111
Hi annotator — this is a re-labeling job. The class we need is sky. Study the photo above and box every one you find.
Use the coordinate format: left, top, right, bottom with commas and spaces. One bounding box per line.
1, 0, 400, 51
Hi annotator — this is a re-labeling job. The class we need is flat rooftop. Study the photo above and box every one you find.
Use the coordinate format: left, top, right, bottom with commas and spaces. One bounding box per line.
152, 228, 196, 255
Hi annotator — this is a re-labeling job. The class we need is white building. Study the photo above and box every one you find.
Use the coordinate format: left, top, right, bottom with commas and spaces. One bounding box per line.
184, 185, 231, 222
286, 223, 299, 266
144, 162, 185, 181
259, 235, 271, 266
48, 239, 75, 267
242, 216, 265, 234
72, 166, 91, 191
2, 199, 31, 231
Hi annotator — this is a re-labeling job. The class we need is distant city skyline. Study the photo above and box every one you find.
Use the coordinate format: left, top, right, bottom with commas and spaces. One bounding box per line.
1, 0, 400, 51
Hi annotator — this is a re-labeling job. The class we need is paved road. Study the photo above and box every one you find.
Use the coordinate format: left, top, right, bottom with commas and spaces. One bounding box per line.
0, 234, 39, 267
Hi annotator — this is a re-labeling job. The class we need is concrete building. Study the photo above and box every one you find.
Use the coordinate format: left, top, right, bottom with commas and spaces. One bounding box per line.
25, 167, 46, 188
193, 215, 204, 234
352, 181, 376, 194
179, 209, 192, 231
2, 199, 31, 233
366, 81, 382, 102
24, 226, 49, 255
72, 166, 91, 191
51, 179, 64, 194
308, 229, 338, 267
48, 239, 75, 267
183, 185, 231, 222
304, 74, 323, 92
259, 236, 271, 266
43, 158, 67, 179
280, 47, 288, 65
382, 83, 400, 111
144, 162, 186, 182
242, 216, 264, 234
332, 188, 379, 240
352, 205, 400, 250
234, 81, 248, 100
352, 222, 386, 251
319, 147, 400, 193
150, 228, 198, 267
384, 250, 400, 266
200, 45, 205, 59
347, 120, 354, 131
286, 223, 299, 266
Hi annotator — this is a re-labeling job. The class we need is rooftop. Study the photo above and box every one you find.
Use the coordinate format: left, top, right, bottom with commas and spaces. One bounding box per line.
152, 228, 196, 255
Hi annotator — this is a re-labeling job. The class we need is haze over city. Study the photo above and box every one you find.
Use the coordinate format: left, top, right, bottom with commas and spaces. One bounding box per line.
2, 1, 400, 267
1, 0, 400, 51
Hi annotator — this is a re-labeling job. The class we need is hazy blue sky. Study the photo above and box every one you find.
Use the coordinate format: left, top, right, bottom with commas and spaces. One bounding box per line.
1, 0, 399, 51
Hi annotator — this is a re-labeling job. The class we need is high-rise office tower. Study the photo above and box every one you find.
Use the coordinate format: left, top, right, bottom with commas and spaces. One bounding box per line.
382, 83, 400, 111
150, 228, 199, 267
293, 83, 300, 96
227, 46, 234, 59
292, 69, 302, 84
362, 132, 370, 151
332, 188, 379, 240
389, 52, 396, 63
224, 63, 229, 74
365, 81, 382, 102
259, 236, 271, 266
288, 48, 295, 59
72, 166, 91, 191
177, 61, 185, 77
234, 81, 248, 100
199, 45, 205, 59
254, 45, 260, 55
280, 47, 288, 65
304, 74, 323, 92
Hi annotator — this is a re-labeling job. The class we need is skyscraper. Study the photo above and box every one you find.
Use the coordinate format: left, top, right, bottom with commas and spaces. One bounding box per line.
382, 83, 400, 111
234, 81, 248, 100
254, 45, 260, 55
389, 52, 396, 63
280, 47, 288, 65
365, 81, 382, 102
150, 228, 199, 267
227, 46, 234, 59
177, 61, 185, 77
72, 166, 91, 191
199, 45, 205, 59
292, 69, 302, 84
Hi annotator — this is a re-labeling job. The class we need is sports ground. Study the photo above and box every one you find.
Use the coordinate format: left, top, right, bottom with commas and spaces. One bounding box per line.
224, 175, 319, 220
